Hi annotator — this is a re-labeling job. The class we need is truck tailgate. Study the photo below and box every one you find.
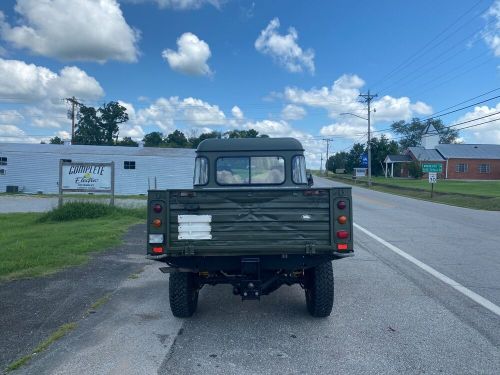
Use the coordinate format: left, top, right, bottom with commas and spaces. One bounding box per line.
148, 187, 352, 256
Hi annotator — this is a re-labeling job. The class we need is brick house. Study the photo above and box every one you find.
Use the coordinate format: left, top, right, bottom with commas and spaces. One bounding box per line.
384, 124, 500, 180
436, 144, 500, 180
385, 144, 500, 180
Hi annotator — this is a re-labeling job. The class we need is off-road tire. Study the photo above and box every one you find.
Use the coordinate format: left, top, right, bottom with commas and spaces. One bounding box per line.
169, 272, 199, 318
305, 261, 334, 317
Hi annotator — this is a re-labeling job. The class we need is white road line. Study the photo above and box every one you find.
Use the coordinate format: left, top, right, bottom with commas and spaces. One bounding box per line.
353, 222, 500, 317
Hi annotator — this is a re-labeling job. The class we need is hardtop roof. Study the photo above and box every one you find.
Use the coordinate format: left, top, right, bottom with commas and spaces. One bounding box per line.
196, 137, 304, 152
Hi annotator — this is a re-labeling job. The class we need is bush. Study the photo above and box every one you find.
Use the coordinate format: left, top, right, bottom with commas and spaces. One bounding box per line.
39, 202, 145, 222
408, 162, 423, 179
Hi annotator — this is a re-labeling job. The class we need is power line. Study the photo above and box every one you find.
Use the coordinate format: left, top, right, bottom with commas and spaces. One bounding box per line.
424, 87, 500, 118
372, 0, 488, 90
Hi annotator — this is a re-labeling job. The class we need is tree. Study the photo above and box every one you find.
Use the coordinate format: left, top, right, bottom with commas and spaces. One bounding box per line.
99, 101, 129, 145
189, 131, 221, 148
223, 129, 268, 138
408, 161, 423, 179
369, 135, 399, 176
116, 137, 138, 147
143, 132, 164, 147
74, 102, 129, 145
49, 136, 64, 144
165, 130, 188, 148
326, 151, 349, 173
391, 118, 459, 151
345, 143, 366, 173
74, 105, 101, 145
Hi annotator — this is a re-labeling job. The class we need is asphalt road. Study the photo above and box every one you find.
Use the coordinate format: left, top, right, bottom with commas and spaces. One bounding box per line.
7, 178, 500, 374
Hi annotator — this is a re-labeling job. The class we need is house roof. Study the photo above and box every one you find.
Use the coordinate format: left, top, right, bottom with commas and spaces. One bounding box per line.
435, 144, 500, 160
0, 143, 196, 158
384, 154, 412, 163
408, 147, 445, 161
197, 137, 304, 152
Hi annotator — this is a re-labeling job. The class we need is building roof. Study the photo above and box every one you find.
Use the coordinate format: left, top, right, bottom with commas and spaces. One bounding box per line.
384, 154, 412, 163
435, 144, 500, 160
197, 137, 304, 152
423, 123, 439, 135
408, 147, 445, 161
0, 143, 196, 158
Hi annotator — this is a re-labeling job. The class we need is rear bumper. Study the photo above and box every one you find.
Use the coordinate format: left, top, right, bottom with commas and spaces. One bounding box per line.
146, 253, 353, 272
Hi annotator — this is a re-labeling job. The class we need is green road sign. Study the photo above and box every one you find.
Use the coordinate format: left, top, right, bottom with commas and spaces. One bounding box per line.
422, 163, 443, 173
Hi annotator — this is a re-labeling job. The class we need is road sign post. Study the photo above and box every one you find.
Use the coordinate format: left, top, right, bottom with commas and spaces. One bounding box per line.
428, 172, 437, 198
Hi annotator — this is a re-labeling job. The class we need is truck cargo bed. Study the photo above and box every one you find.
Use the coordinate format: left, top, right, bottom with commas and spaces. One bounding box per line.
148, 187, 353, 257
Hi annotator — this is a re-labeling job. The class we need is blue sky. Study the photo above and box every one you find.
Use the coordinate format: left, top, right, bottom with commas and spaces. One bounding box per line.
1, 0, 500, 167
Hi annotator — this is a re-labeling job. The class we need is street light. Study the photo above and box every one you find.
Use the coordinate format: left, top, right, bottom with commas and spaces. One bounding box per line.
340, 111, 373, 187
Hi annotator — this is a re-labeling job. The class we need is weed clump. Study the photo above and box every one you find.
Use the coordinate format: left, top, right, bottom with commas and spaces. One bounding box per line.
39, 202, 145, 222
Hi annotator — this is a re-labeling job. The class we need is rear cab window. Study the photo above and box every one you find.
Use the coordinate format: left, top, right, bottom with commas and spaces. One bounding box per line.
216, 156, 285, 185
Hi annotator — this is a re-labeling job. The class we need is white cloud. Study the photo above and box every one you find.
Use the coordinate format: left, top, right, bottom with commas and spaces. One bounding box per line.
125, 0, 223, 10
284, 74, 365, 115
162, 32, 212, 76
0, 58, 104, 103
0, 124, 24, 137
136, 96, 225, 131
117, 101, 145, 139
56, 130, 71, 140
180, 97, 225, 124
282, 74, 433, 138
255, 18, 315, 74
410, 101, 433, 115
453, 103, 500, 144
231, 106, 244, 120
281, 104, 306, 120
483, 0, 500, 56
0, 0, 139, 63
320, 122, 366, 140
0, 110, 23, 124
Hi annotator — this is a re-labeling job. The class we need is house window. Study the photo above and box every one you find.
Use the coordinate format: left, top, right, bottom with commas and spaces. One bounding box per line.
0, 169, 5, 176
479, 164, 490, 174
455, 163, 468, 173
124, 161, 136, 170
0, 157, 7, 166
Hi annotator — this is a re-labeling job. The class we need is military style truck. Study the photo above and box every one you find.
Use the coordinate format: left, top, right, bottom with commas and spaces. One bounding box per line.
146, 138, 353, 318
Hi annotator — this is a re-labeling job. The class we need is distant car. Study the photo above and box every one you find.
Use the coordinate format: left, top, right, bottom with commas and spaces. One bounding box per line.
146, 137, 353, 317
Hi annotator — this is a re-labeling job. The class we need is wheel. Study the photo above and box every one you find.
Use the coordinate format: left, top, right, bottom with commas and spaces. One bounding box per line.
169, 272, 199, 318
304, 261, 334, 317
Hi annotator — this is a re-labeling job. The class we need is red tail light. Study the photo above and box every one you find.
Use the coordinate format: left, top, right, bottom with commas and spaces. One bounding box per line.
337, 244, 348, 251
153, 204, 162, 213
337, 230, 349, 239
337, 200, 346, 209
152, 246, 163, 254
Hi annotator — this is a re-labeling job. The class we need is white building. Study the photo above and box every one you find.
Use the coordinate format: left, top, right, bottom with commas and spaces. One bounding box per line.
0, 143, 196, 195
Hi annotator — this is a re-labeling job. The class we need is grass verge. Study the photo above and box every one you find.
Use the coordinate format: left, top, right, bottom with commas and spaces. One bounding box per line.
0, 203, 145, 281
6, 323, 77, 372
323, 174, 500, 211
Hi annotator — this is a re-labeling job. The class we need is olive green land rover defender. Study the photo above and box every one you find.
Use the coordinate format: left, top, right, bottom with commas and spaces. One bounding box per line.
147, 137, 353, 317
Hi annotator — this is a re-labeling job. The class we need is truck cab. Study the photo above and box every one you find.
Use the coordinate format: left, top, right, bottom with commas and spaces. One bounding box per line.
147, 137, 353, 318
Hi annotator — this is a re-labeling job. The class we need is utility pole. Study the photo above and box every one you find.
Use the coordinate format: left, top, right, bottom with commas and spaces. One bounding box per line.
320, 153, 323, 174
322, 138, 333, 176
65, 96, 81, 144
359, 90, 377, 187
